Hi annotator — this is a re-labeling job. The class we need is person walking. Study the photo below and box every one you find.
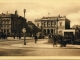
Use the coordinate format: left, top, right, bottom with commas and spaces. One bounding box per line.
71, 34, 75, 45
19, 34, 21, 39
32, 34, 33, 38
4, 33, 7, 39
52, 35, 57, 47
34, 34, 37, 43
13, 33, 15, 39
59, 35, 63, 47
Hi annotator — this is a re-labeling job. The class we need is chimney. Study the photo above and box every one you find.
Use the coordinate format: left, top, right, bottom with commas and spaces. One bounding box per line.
15, 10, 18, 15
2, 13, 3, 14
58, 14, 60, 17
63, 15, 66, 18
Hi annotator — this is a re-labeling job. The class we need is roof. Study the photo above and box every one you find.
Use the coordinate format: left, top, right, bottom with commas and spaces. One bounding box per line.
42, 16, 58, 19
0, 14, 11, 18
35, 16, 58, 22
35, 16, 70, 22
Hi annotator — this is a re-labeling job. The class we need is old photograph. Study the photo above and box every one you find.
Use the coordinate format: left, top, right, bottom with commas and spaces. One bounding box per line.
0, 0, 80, 59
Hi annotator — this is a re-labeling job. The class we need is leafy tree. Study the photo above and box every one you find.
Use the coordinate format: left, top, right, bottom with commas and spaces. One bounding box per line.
27, 21, 40, 36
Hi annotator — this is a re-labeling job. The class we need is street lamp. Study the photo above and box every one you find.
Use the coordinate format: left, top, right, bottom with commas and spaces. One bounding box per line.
23, 9, 26, 18
22, 28, 26, 45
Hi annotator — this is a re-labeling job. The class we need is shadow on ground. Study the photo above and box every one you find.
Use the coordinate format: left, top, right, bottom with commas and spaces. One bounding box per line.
0, 49, 35, 56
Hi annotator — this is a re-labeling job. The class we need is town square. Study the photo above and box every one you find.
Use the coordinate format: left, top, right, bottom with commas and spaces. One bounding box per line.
0, 0, 80, 60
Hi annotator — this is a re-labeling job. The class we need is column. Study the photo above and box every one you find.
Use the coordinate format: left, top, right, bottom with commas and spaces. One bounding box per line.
57, 20, 58, 35
46, 21, 48, 28
9, 29, 11, 36
50, 29, 51, 34
53, 29, 54, 34
54, 29, 55, 35
46, 29, 47, 34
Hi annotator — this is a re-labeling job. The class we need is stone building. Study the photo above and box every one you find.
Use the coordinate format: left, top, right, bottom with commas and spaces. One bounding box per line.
0, 10, 27, 36
35, 15, 70, 35
58, 16, 70, 35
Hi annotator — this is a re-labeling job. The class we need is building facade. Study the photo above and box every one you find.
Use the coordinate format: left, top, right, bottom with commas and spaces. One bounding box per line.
0, 13, 11, 36
58, 17, 70, 35
0, 10, 27, 36
35, 15, 70, 35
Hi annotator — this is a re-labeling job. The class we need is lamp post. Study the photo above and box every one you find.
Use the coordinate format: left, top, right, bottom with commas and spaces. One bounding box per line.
23, 9, 26, 18
22, 28, 26, 45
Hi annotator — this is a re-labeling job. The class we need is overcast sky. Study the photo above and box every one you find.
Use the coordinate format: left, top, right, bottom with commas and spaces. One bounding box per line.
0, 0, 80, 27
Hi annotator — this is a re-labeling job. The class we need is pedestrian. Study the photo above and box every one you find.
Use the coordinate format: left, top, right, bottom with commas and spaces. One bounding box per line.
2, 33, 5, 40
4, 33, 7, 39
13, 34, 15, 39
19, 34, 21, 39
59, 35, 63, 47
63, 36, 67, 47
48, 33, 52, 39
71, 34, 75, 45
17, 33, 19, 39
52, 35, 57, 47
34, 34, 37, 43
3, 33, 5, 39
32, 34, 33, 38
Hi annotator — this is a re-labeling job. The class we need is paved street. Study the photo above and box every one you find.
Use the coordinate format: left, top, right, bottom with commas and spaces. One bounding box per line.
0, 37, 80, 56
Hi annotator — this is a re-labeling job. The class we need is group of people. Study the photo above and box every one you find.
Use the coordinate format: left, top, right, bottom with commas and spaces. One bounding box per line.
49, 34, 66, 47
34, 33, 66, 46
13, 33, 21, 39
0, 32, 7, 39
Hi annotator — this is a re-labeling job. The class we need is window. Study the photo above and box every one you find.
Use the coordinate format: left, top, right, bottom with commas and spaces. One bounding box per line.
44, 22, 47, 25
4, 21, 6, 24
7, 21, 9, 24
44, 22, 47, 27
2, 21, 3, 23
7, 25, 9, 27
54, 22, 56, 25
2, 25, 3, 27
52, 21, 54, 27
59, 22, 62, 26
48, 22, 51, 27
52, 21, 54, 25
4, 29, 6, 33
41, 22, 43, 25
4, 25, 6, 27
59, 31, 62, 33
7, 29, 9, 32
41, 22, 44, 27
1, 29, 3, 32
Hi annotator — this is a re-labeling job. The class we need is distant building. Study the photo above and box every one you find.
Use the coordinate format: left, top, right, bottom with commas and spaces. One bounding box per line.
58, 16, 70, 35
0, 10, 27, 36
35, 15, 70, 35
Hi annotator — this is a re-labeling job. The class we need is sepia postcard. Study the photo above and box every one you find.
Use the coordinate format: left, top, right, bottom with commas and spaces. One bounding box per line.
0, 0, 80, 60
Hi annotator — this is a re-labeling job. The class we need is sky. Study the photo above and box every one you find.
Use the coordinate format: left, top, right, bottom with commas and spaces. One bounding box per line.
0, 0, 80, 27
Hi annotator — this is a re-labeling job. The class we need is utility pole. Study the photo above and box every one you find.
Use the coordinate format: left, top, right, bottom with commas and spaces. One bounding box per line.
23, 9, 26, 45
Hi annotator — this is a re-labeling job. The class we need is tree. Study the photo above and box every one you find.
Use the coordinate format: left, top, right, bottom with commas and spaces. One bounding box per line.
27, 21, 40, 36
72, 25, 80, 29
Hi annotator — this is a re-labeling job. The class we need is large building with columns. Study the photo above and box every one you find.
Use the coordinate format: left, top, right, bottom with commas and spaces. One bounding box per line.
35, 15, 70, 35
